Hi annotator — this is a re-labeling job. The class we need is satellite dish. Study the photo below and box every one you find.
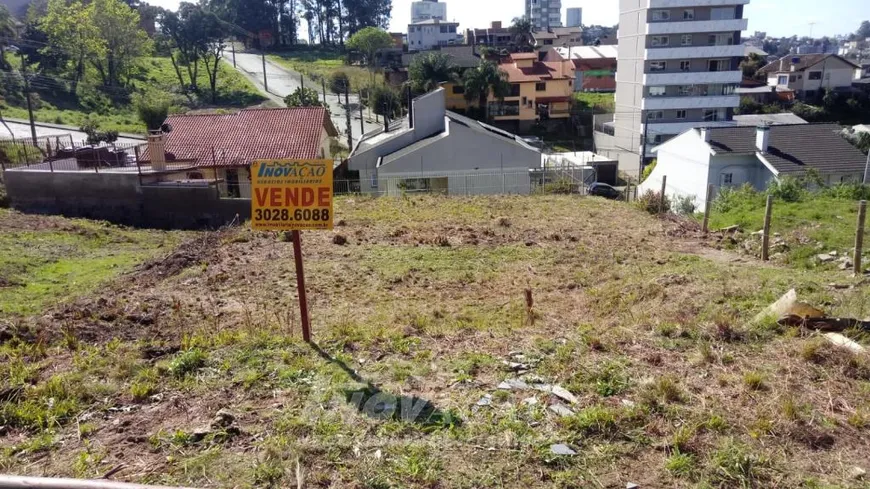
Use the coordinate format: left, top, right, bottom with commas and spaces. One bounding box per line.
161, 122, 173, 134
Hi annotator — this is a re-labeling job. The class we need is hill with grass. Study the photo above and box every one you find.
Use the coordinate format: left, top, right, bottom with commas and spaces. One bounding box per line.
1, 195, 868, 488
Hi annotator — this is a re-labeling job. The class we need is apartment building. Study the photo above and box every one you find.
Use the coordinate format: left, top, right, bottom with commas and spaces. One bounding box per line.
526, 0, 563, 31
411, 0, 447, 23
611, 0, 750, 176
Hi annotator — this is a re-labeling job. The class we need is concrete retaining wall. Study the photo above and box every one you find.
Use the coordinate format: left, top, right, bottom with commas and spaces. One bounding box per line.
4, 170, 251, 229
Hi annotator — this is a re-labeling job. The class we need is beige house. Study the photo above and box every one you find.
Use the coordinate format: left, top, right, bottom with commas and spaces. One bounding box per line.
759, 54, 860, 100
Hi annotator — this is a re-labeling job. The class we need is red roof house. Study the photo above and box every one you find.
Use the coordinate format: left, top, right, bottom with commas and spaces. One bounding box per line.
144, 107, 338, 168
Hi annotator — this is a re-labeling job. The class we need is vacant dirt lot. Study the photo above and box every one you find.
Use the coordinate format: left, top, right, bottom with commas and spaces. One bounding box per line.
1, 195, 869, 488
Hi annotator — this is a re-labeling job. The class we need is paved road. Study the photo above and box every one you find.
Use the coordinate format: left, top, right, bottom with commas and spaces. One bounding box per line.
0, 119, 143, 145
227, 52, 381, 147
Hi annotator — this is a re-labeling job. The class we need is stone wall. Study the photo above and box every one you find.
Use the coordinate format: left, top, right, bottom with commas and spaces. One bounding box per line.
3, 170, 250, 229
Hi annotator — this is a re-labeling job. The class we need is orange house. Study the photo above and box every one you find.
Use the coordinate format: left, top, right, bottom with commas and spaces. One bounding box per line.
491, 53, 574, 132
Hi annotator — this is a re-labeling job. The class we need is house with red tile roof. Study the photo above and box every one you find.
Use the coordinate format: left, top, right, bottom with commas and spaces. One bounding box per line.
491, 53, 574, 132
144, 107, 338, 198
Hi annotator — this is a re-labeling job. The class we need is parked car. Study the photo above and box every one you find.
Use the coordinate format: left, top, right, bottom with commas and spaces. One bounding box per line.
588, 182, 622, 200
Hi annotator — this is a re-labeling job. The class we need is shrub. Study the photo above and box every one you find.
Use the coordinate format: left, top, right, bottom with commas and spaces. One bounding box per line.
329, 71, 351, 94
168, 349, 206, 378
80, 118, 119, 145
368, 84, 402, 118
767, 175, 807, 203
636, 190, 670, 214
134, 91, 172, 132
539, 178, 576, 195
820, 183, 870, 201
674, 195, 697, 215
641, 159, 657, 183
712, 184, 763, 213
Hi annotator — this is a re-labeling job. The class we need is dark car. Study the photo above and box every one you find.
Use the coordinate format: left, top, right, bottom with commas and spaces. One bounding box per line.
588, 182, 622, 200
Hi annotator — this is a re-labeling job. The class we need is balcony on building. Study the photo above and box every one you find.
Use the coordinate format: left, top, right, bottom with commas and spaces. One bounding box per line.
648, 0, 750, 9
645, 44, 746, 60
642, 94, 739, 110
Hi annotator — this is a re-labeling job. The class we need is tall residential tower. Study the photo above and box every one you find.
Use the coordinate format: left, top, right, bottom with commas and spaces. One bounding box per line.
566, 7, 582, 28
526, 0, 562, 30
411, 0, 447, 23
613, 0, 750, 175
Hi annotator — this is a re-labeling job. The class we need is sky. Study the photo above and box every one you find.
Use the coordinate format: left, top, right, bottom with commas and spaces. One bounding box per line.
145, 0, 870, 39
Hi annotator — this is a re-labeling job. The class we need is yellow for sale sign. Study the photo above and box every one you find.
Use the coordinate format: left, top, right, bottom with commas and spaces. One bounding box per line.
251, 159, 334, 231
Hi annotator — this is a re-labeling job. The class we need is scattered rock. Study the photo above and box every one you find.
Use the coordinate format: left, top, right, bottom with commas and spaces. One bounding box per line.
211, 409, 236, 429
190, 428, 212, 443
522, 397, 538, 406
848, 467, 866, 480
332, 234, 348, 246
498, 379, 530, 391
621, 399, 636, 408
751, 229, 764, 236
548, 403, 574, 417
550, 385, 579, 405
335, 219, 347, 227
503, 360, 529, 372
476, 394, 493, 407
719, 225, 741, 233
816, 253, 835, 263
838, 258, 854, 271
626, 483, 640, 489
829, 251, 838, 257
550, 444, 576, 456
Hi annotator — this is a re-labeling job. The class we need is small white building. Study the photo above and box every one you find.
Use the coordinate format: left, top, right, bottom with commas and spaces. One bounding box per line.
639, 124, 869, 209
407, 19, 462, 51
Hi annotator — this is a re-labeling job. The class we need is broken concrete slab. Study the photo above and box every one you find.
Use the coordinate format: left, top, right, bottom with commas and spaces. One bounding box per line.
548, 403, 574, 417
817, 254, 835, 263
522, 396, 538, 406
498, 379, 531, 391
824, 333, 866, 354
551, 385, 579, 404
550, 444, 577, 456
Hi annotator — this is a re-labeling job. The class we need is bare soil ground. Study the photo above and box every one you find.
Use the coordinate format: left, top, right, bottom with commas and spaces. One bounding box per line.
1, 195, 869, 489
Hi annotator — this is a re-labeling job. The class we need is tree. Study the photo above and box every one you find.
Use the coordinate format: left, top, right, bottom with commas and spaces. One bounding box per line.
857, 21, 870, 40
41, 0, 102, 93
408, 52, 457, 93
0, 6, 17, 71
463, 61, 510, 122
740, 53, 766, 81
285, 86, 325, 108
346, 27, 392, 83
369, 84, 400, 119
510, 16, 534, 51
89, 0, 153, 87
343, 0, 392, 36
198, 11, 227, 103
329, 71, 350, 94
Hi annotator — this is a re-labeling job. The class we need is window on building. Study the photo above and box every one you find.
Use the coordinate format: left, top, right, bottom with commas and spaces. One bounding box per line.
789, 75, 796, 82
544, 39, 553, 45
488, 101, 521, 116
825, 72, 831, 80
652, 10, 670, 21
683, 9, 695, 20
510, 84, 521, 96
777, 75, 789, 85
678, 85, 693, 96
647, 111, 665, 120
452, 85, 465, 94
649, 86, 667, 97
650, 61, 667, 72
722, 173, 734, 185
708, 59, 730, 72
703, 109, 721, 122
676, 109, 687, 119
708, 34, 734, 46
680, 60, 692, 72
681, 34, 693, 46
711, 7, 735, 20
535, 82, 546, 91
651, 36, 669, 47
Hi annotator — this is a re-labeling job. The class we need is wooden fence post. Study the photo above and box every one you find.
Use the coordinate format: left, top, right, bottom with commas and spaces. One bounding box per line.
702, 184, 714, 233
855, 200, 866, 276
762, 194, 774, 261
659, 175, 667, 213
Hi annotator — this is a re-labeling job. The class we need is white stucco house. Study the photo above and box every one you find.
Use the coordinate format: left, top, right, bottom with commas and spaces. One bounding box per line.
348, 88, 541, 196
639, 123, 869, 209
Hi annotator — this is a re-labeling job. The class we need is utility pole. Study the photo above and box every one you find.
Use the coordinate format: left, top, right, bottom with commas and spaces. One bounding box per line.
863, 149, 869, 185
261, 50, 268, 92
345, 83, 353, 150
359, 98, 364, 135
19, 52, 37, 144
231, 42, 236, 68
638, 112, 650, 180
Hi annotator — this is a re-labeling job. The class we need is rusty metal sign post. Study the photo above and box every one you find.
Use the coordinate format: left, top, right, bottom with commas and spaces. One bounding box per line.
251, 159, 334, 342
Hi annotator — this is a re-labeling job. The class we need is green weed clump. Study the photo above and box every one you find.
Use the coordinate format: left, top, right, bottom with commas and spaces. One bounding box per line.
168, 349, 207, 378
